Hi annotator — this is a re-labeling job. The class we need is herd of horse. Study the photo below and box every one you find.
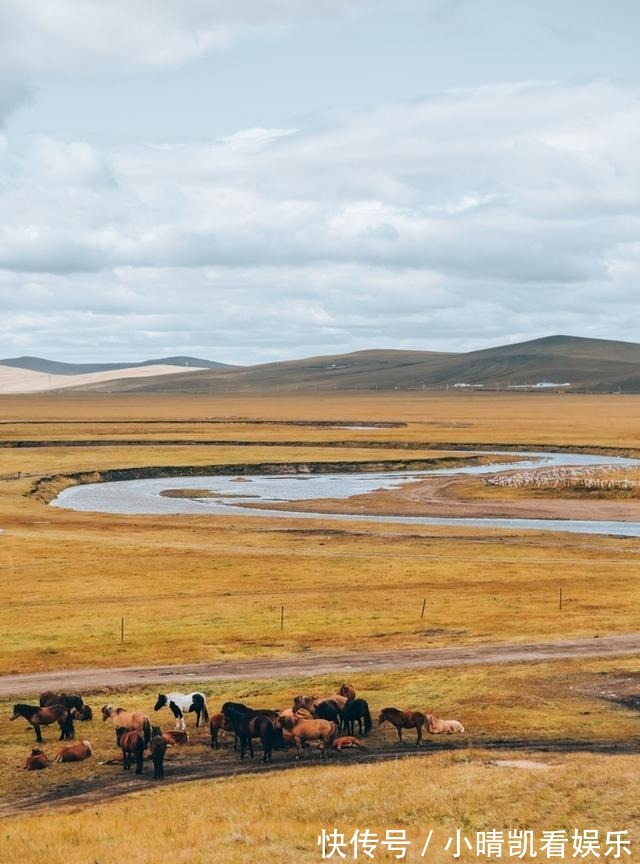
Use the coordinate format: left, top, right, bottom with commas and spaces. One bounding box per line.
11, 683, 465, 778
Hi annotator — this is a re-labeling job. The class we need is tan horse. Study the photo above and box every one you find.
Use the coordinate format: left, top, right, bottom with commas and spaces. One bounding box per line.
332, 735, 367, 751
378, 707, 426, 747
426, 714, 465, 734
102, 705, 151, 746
277, 714, 336, 760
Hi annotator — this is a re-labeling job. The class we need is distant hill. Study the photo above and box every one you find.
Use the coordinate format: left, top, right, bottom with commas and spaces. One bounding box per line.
0, 355, 232, 375
56, 335, 640, 394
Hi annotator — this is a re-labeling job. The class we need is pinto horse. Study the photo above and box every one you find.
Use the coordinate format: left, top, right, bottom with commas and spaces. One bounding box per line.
102, 705, 151, 747
378, 707, 426, 748
10, 703, 73, 743
154, 692, 209, 730
343, 698, 372, 736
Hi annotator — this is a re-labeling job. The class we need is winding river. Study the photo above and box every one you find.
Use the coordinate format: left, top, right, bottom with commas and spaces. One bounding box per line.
51, 450, 640, 537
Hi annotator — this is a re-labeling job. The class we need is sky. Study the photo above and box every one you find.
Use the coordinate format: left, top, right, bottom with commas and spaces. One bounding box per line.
1, 0, 639, 364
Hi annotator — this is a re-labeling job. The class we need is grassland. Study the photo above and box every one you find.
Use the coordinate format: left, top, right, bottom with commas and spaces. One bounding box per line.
1, 391, 640, 859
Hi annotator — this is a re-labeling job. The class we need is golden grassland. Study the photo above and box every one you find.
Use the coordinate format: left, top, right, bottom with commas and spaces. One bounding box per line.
2, 658, 640, 861
1, 391, 640, 858
0, 393, 639, 674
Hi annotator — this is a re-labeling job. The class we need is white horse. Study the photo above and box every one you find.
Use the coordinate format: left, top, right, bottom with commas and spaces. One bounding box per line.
154, 692, 209, 731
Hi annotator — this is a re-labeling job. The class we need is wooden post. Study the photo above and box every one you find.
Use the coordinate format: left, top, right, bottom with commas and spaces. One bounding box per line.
559, 589, 563, 611
121, 617, 124, 643
421, 599, 426, 619
280, 605, 284, 631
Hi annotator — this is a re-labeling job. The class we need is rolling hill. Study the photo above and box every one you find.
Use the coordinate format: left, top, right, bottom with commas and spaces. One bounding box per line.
28, 335, 640, 395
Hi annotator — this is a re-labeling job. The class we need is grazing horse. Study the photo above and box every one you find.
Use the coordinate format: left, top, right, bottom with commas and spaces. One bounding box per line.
378, 707, 426, 748
39, 691, 85, 714
332, 736, 367, 752
54, 741, 93, 762
10, 703, 73, 743
102, 705, 151, 746
70, 705, 93, 722
24, 748, 49, 770
338, 683, 356, 702
120, 730, 146, 774
343, 698, 372, 736
209, 713, 233, 749
149, 732, 168, 779
426, 714, 465, 734
154, 692, 209, 730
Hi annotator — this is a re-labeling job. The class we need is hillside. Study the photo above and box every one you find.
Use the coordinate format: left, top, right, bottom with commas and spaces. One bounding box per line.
55, 336, 640, 394
0, 355, 231, 375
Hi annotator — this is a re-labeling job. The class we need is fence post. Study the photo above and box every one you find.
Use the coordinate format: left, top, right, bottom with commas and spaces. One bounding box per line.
421, 599, 426, 619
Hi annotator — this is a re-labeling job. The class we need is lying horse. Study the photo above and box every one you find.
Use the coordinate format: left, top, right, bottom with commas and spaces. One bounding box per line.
120, 730, 146, 774
426, 713, 465, 734
24, 747, 50, 770
54, 740, 93, 762
102, 705, 151, 746
10, 703, 73, 743
332, 736, 367, 752
343, 698, 372, 736
378, 707, 426, 748
154, 692, 209, 730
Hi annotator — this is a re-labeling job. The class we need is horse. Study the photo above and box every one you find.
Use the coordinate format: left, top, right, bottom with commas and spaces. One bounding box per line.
70, 706, 93, 722
102, 705, 151, 746
332, 736, 367, 752
153, 692, 209, 730
378, 707, 426, 747
425, 714, 465, 734
209, 712, 233, 749
247, 715, 276, 763
314, 699, 342, 726
24, 748, 49, 770
343, 698, 372, 736
120, 730, 146, 774
221, 704, 253, 759
39, 691, 85, 714
287, 717, 337, 760
338, 683, 356, 702
54, 741, 93, 762
149, 731, 168, 779
10, 703, 73, 743
220, 702, 282, 753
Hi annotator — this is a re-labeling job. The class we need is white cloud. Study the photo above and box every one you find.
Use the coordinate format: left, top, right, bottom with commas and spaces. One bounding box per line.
1, 81, 639, 361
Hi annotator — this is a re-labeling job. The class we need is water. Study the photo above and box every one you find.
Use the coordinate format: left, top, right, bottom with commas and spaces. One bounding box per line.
50, 450, 640, 537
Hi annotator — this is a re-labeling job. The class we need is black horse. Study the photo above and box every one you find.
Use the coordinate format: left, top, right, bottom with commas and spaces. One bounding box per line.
221, 703, 253, 758
221, 702, 281, 758
315, 699, 341, 726
343, 698, 372, 736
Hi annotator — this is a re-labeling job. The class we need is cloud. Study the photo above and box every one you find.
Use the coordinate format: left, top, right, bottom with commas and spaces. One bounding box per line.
1, 81, 639, 360
0, 0, 410, 72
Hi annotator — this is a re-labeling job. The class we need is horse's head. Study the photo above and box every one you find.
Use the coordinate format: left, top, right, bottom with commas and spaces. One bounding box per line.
154, 694, 167, 712
101, 705, 113, 722
378, 710, 387, 726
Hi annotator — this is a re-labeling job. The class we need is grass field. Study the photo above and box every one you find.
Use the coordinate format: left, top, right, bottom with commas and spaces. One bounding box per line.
1, 392, 640, 860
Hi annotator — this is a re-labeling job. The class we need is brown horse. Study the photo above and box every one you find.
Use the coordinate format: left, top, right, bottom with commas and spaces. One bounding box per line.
120, 730, 146, 774
10, 703, 73, 743
332, 735, 367, 752
102, 705, 151, 746
338, 683, 356, 702
149, 731, 168, 779
277, 715, 337, 760
24, 748, 50, 770
54, 741, 93, 763
378, 707, 426, 747
209, 712, 233, 749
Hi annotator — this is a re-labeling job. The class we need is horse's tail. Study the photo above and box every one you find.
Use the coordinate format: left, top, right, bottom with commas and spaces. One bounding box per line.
62, 709, 75, 740
135, 735, 145, 774
142, 717, 151, 747
363, 704, 372, 735
196, 693, 209, 724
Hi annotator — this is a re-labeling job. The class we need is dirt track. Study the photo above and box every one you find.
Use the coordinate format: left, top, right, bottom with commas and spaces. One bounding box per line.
2, 633, 640, 697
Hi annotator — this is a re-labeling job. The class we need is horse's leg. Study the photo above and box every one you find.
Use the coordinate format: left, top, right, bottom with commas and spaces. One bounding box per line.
397, 726, 404, 745
34, 723, 43, 744
416, 724, 422, 748
211, 726, 218, 749
295, 737, 303, 760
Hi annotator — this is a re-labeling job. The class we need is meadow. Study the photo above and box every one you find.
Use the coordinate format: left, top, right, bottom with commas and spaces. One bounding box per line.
1, 391, 640, 860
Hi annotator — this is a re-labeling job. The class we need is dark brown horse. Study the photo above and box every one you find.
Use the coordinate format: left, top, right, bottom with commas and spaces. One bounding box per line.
120, 730, 146, 774
24, 747, 50, 770
338, 683, 356, 702
378, 707, 426, 747
343, 698, 372, 736
209, 712, 233, 749
39, 691, 85, 713
149, 731, 168, 779
10, 703, 73, 743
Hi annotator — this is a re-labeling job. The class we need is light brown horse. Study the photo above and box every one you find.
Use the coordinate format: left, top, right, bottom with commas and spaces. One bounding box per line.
277, 714, 337, 760
209, 712, 233, 749
378, 707, 426, 747
102, 705, 151, 746
332, 735, 367, 752
10, 703, 73, 743
425, 713, 465, 734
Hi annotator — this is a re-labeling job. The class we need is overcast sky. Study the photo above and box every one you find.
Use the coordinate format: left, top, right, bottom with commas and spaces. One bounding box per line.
1, 1, 639, 364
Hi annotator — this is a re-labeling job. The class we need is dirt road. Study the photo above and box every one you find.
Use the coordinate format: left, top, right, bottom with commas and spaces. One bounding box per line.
2, 633, 640, 697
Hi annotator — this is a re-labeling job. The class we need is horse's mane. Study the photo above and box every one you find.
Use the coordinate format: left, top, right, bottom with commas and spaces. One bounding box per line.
14, 703, 38, 713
